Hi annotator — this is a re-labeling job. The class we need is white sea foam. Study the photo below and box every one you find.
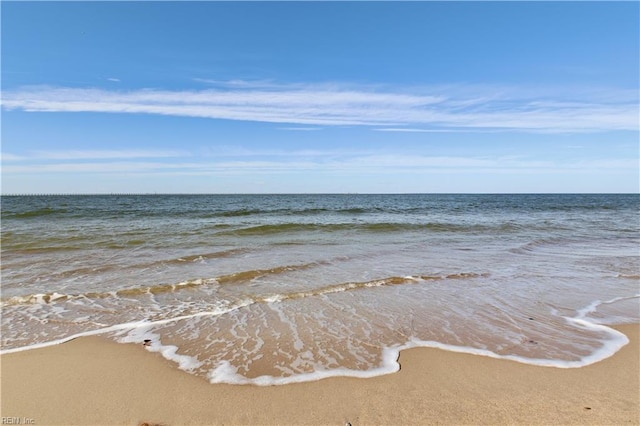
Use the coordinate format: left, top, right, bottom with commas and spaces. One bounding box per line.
0, 299, 256, 355
208, 346, 402, 386
203, 296, 636, 385
205, 325, 629, 386
116, 325, 203, 372
0, 319, 152, 355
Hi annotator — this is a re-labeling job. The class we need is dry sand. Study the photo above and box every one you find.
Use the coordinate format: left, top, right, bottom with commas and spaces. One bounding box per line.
1, 324, 638, 425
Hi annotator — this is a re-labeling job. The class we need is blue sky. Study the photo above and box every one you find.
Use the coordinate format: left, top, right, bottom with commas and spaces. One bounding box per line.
1, 1, 638, 194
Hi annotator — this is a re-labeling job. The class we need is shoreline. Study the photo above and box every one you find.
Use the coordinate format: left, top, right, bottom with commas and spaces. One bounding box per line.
1, 324, 638, 425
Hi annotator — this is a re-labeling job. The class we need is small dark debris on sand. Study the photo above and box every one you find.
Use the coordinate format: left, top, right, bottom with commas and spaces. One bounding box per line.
143, 339, 152, 346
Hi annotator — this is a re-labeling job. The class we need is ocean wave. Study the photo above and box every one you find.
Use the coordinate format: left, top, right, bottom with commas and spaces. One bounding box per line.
0, 270, 488, 307
216, 222, 526, 236
617, 274, 640, 279
2, 207, 69, 219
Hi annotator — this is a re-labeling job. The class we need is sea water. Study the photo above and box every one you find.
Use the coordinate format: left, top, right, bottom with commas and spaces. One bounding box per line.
1, 194, 638, 384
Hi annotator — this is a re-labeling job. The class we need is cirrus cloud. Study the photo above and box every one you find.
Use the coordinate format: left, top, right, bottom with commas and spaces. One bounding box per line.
1, 82, 637, 133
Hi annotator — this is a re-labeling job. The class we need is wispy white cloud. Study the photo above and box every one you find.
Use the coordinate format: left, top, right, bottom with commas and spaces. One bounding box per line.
1, 153, 26, 162
200, 146, 369, 158
192, 78, 282, 89
374, 128, 505, 133
3, 153, 636, 176
2, 149, 189, 161
2, 82, 637, 132
1, 161, 203, 174
107, 78, 121, 82
278, 127, 324, 131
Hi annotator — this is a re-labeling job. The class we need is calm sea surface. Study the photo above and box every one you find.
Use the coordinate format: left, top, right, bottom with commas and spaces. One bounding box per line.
1, 194, 638, 384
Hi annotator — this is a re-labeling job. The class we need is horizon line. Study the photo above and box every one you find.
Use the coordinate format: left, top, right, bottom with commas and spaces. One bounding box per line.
1, 192, 638, 197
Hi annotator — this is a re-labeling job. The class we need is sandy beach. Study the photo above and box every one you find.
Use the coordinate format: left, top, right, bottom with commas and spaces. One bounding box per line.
0, 324, 637, 425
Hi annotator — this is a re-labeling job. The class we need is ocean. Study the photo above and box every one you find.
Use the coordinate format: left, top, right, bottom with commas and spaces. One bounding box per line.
1, 194, 638, 385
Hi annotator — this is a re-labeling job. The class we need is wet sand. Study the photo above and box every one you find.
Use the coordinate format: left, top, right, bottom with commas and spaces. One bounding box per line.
1, 324, 638, 425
